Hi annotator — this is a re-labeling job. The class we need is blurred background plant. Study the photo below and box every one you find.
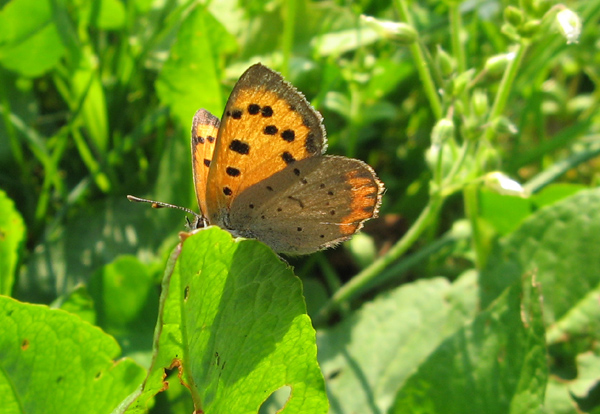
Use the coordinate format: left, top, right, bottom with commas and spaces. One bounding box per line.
1, 0, 599, 412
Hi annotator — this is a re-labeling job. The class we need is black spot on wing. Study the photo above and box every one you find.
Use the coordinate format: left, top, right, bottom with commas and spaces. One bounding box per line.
282, 152, 295, 164
281, 129, 295, 142
226, 167, 241, 177
248, 104, 260, 115
305, 133, 319, 154
261, 106, 273, 117
264, 125, 278, 135
229, 140, 250, 155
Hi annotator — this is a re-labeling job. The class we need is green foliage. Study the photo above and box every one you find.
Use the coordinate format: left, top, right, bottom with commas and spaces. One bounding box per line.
0, 188, 25, 295
124, 227, 327, 414
481, 189, 600, 319
0, 0, 599, 412
177, 228, 327, 413
319, 274, 480, 413
156, 5, 236, 126
0, 295, 146, 413
392, 271, 547, 414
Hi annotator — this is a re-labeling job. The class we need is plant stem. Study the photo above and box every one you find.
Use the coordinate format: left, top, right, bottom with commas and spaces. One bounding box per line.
462, 184, 487, 270
449, 3, 466, 73
523, 136, 600, 194
393, 0, 443, 119
314, 194, 445, 325
483, 42, 528, 142
355, 223, 470, 297
71, 127, 111, 192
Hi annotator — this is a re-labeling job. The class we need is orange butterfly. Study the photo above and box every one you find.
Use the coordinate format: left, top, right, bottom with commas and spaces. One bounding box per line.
129, 64, 383, 254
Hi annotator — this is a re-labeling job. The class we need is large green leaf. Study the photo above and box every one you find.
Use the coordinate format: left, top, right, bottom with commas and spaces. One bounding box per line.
481, 188, 600, 324
478, 188, 532, 236
0, 296, 145, 414
126, 227, 328, 413
0, 189, 25, 296
392, 272, 547, 414
318, 271, 479, 414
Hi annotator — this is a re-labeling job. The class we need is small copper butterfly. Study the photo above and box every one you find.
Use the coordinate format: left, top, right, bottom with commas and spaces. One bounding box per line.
129, 63, 384, 254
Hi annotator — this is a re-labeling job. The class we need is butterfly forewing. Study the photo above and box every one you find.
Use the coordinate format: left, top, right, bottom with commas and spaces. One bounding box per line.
228, 156, 384, 255
191, 109, 220, 217
205, 64, 327, 226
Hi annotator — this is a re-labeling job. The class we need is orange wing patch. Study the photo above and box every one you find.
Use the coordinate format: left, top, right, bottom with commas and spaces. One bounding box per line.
206, 64, 326, 225
339, 166, 384, 235
191, 109, 220, 217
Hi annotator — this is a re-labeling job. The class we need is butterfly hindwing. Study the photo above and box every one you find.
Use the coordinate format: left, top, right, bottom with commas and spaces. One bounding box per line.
228, 156, 384, 255
205, 64, 327, 226
191, 109, 220, 217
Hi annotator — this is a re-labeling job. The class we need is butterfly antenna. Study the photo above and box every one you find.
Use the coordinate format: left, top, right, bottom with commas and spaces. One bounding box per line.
127, 195, 203, 220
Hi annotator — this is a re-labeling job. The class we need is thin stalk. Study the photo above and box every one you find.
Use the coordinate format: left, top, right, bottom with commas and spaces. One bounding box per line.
314, 194, 445, 325
449, 3, 466, 73
482, 42, 528, 142
317, 252, 343, 294
462, 184, 486, 270
345, 224, 470, 300
72, 127, 111, 192
393, 0, 443, 119
523, 137, 600, 194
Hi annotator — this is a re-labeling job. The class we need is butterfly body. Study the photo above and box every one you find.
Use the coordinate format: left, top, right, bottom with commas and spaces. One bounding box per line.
188, 64, 383, 254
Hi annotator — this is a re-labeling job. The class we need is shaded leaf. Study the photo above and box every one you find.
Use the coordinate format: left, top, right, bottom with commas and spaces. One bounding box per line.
392, 272, 546, 414
318, 272, 479, 414
481, 188, 600, 324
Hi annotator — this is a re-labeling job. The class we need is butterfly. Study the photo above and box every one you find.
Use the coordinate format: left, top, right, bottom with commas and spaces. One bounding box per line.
129, 63, 383, 255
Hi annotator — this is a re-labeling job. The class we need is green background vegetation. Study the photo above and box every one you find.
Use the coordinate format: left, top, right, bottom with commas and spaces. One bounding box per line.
0, 0, 599, 413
